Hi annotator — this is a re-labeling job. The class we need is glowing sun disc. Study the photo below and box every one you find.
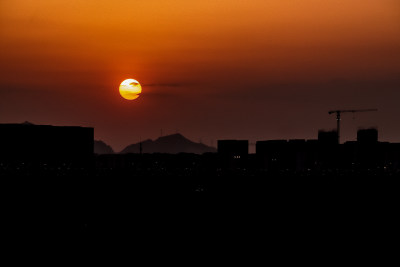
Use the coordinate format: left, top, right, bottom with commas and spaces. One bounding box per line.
119, 79, 142, 100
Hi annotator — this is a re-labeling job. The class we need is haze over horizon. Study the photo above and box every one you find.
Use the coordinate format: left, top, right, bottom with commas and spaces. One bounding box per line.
1, 0, 399, 151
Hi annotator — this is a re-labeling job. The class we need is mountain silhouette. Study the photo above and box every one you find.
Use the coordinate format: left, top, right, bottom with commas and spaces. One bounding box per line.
120, 133, 216, 154
94, 140, 114, 154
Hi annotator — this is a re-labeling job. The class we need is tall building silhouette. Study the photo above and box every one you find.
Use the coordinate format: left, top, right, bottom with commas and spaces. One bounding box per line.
0, 123, 94, 168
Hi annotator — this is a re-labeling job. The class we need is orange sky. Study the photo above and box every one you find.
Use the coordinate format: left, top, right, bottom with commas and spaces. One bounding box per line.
1, 0, 400, 151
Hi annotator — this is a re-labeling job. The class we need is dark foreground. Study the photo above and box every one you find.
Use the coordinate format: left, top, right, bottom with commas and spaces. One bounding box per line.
2, 172, 399, 263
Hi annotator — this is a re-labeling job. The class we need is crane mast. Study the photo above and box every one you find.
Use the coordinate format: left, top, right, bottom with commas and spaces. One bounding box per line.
328, 109, 378, 144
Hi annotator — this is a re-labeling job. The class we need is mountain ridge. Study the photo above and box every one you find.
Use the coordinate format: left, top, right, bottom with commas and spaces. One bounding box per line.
120, 133, 216, 154
94, 140, 115, 154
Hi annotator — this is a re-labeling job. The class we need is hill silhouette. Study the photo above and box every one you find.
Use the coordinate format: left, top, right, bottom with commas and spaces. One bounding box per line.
94, 140, 114, 154
120, 133, 216, 154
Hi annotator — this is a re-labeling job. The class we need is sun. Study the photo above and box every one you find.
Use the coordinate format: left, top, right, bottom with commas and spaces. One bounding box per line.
119, 79, 142, 100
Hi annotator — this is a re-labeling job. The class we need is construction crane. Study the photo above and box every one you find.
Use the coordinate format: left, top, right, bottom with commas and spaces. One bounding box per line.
328, 109, 378, 144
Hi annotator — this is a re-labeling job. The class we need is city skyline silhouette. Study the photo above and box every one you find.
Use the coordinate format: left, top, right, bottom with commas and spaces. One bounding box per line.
1, 121, 398, 174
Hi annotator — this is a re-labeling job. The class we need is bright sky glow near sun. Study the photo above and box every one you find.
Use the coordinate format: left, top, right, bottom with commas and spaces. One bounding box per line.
0, 0, 399, 152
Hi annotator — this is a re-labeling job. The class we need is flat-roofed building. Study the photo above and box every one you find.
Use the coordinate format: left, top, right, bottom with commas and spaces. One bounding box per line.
357, 128, 378, 144
0, 122, 93, 168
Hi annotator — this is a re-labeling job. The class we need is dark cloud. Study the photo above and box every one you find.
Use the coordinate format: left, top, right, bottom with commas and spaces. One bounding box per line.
143, 83, 188, 87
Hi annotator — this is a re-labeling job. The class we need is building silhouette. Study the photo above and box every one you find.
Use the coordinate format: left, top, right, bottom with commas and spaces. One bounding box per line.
256, 139, 319, 172
218, 140, 248, 169
256, 140, 287, 171
218, 140, 248, 159
0, 123, 93, 169
357, 128, 378, 144
318, 130, 338, 146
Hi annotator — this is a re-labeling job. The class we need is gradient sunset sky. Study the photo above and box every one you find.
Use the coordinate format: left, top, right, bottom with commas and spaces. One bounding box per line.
1, 0, 399, 151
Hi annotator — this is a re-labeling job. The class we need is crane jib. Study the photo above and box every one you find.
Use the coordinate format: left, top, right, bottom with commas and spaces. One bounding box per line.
327, 109, 378, 144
